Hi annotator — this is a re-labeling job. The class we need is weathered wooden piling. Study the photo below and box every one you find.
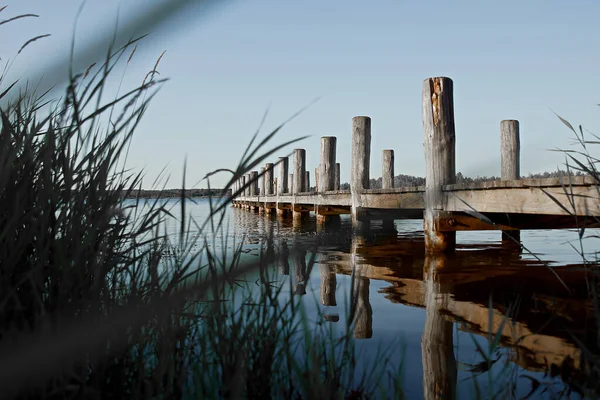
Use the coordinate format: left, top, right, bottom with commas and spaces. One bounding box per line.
320, 136, 337, 192
260, 167, 266, 196
289, 173, 294, 194
315, 168, 319, 192
292, 149, 305, 195
351, 116, 371, 231
501, 120, 521, 244
250, 171, 259, 196
335, 163, 340, 190
265, 163, 274, 195
305, 171, 310, 192
242, 175, 248, 197
382, 149, 394, 189
277, 157, 288, 195
423, 77, 456, 252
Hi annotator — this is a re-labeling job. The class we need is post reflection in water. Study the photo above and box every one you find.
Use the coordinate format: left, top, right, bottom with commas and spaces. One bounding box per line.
422, 254, 457, 400
277, 239, 290, 275
292, 248, 308, 295
351, 235, 373, 339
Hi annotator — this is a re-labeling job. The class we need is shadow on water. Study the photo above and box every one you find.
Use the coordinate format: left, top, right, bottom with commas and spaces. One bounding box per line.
227, 203, 598, 398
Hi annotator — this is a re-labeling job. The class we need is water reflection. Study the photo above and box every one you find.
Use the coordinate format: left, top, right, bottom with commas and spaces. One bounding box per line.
228, 203, 596, 397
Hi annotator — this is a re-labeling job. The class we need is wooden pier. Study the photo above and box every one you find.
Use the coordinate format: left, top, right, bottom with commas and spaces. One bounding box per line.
231, 77, 600, 252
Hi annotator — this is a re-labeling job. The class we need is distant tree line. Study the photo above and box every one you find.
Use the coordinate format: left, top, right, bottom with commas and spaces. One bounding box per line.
124, 188, 230, 199
346, 169, 586, 190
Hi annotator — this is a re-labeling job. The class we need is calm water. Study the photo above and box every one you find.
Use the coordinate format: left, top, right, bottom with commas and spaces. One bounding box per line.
153, 197, 598, 399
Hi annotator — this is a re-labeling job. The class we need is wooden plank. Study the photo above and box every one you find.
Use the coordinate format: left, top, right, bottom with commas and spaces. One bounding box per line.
445, 186, 600, 216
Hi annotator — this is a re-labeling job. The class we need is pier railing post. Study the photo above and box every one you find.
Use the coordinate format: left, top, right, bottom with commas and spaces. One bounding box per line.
277, 157, 288, 195
501, 120, 521, 244
351, 116, 371, 231
320, 136, 337, 192
335, 163, 340, 190
423, 77, 456, 252
265, 163, 274, 195
382, 149, 394, 189
305, 171, 310, 192
289, 173, 294, 194
243, 174, 248, 197
293, 149, 305, 195
260, 167, 265, 196
250, 171, 259, 196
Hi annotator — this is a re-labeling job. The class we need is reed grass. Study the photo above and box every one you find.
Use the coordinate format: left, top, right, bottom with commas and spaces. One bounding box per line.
0, 17, 403, 399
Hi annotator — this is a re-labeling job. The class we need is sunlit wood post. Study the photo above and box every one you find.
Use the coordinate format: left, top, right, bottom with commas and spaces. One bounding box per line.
335, 163, 340, 190
501, 120, 521, 245
351, 116, 371, 232
315, 167, 319, 193
289, 173, 294, 194
320, 136, 337, 192
277, 156, 288, 195
382, 149, 394, 189
423, 77, 456, 252
265, 163, 274, 195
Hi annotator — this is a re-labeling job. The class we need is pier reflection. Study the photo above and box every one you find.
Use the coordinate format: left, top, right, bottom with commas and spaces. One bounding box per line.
313, 224, 594, 393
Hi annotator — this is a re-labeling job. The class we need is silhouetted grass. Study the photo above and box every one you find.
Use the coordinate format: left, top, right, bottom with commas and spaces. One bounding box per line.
0, 15, 403, 399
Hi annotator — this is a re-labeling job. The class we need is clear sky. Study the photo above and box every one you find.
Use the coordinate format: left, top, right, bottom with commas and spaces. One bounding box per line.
2, 0, 600, 189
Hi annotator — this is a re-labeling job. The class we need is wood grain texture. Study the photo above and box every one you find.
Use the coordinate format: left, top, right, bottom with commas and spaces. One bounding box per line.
382, 149, 394, 189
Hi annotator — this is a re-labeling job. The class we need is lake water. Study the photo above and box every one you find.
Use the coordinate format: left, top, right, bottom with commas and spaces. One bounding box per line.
153, 197, 598, 399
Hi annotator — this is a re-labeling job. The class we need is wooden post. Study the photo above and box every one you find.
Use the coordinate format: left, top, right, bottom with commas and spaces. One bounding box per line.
501, 120, 521, 245
260, 167, 266, 196
351, 116, 371, 231
423, 77, 456, 253
335, 163, 340, 190
315, 167, 319, 193
250, 171, 259, 196
265, 163, 274, 195
382, 149, 394, 189
289, 174, 294, 194
292, 149, 305, 195
320, 136, 337, 192
242, 175, 247, 197
305, 171, 310, 192
277, 157, 288, 195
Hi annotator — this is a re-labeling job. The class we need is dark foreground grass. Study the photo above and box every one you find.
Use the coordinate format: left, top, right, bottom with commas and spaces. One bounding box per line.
0, 25, 403, 400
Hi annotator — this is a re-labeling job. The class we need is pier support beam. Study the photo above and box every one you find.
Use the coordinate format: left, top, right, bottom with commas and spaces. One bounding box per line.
351, 116, 371, 232
501, 120, 521, 245
423, 77, 456, 253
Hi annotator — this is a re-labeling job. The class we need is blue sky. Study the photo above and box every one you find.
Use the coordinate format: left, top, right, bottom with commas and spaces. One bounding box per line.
2, 0, 600, 188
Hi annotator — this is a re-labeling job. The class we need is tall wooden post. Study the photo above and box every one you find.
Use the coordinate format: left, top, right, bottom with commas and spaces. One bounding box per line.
501, 120, 521, 245
242, 175, 248, 197
315, 167, 319, 193
382, 149, 395, 189
277, 156, 288, 195
351, 116, 371, 231
289, 174, 294, 194
320, 136, 337, 192
292, 149, 305, 195
335, 163, 340, 190
423, 77, 456, 253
